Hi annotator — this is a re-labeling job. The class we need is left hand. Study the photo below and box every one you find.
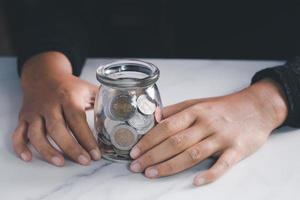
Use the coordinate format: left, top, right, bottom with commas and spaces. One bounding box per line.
129, 79, 288, 186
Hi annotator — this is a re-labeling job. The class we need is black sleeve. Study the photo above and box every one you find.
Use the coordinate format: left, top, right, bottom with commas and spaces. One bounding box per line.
251, 57, 300, 128
7, 0, 88, 77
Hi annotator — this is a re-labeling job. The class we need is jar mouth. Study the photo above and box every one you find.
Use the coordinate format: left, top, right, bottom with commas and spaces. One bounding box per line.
96, 59, 160, 88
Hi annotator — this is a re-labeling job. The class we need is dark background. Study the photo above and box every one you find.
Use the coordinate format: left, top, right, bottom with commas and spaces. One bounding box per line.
0, 0, 13, 55
1, 0, 299, 60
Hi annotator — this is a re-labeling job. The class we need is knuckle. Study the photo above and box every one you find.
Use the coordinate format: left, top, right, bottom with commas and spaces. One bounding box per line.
219, 159, 231, 170
47, 111, 64, 122
161, 119, 174, 132
22, 112, 37, 123
204, 140, 215, 152
232, 140, 244, 150
137, 136, 149, 150
27, 130, 36, 141
57, 85, 72, 101
204, 118, 218, 131
168, 134, 185, 149
162, 162, 175, 174
142, 153, 155, 165
63, 141, 79, 154
187, 147, 202, 162
216, 131, 230, 142
46, 122, 57, 135
46, 120, 64, 135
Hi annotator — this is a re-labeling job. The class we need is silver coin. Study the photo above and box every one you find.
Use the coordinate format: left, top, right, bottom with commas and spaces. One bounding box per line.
113, 147, 131, 156
97, 129, 112, 146
110, 124, 138, 151
137, 94, 156, 115
109, 94, 136, 121
128, 111, 154, 131
94, 111, 105, 133
137, 118, 155, 135
104, 117, 123, 134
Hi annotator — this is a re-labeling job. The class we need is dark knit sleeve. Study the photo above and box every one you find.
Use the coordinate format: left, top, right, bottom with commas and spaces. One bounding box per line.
251, 57, 300, 127
7, 0, 88, 77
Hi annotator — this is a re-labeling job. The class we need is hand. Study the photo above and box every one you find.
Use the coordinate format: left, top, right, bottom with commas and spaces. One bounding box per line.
129, 79, 288, 186
12, 52, 101, 166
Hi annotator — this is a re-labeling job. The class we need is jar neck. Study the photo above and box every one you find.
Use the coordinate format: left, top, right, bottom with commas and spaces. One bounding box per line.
96, 60, 160, 88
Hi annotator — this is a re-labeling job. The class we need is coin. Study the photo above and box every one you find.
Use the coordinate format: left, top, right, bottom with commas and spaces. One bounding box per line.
109, 94, 136, 121
137, 94, 156, 115
97, 129, 112, 146
104, 117, 123, 134
136, 118, 155, 135
94, 112, 105, 133
128, 111, 154, 129
110, 124, 138, 151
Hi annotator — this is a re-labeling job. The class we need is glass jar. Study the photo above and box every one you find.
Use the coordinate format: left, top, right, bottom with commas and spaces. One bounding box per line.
94, 60, 162, 162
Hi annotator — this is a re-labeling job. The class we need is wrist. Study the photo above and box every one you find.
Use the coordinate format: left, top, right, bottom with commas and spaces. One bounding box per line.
21, 51, 73, 88
244, 79, 288, 128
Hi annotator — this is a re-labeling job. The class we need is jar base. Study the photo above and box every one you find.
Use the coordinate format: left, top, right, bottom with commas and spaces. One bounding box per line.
102, 153, 132, 163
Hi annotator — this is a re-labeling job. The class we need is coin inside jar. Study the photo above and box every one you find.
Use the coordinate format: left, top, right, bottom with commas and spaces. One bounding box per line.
109, 94, 136, 121
128, 111, 154, 131
136, 116, 155, 135
137, 94, 156, 115
104, 117, 123, 134
110, 124, 138, 151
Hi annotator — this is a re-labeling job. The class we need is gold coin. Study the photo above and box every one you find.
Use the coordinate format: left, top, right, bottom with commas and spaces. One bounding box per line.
111, 125, 138, 150
110, 94, 136, 120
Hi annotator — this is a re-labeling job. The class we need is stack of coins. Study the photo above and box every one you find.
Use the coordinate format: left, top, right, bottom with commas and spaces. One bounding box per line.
98, 92, 159, 156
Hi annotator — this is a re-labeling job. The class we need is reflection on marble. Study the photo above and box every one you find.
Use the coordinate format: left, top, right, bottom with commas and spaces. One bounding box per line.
1, 57, 300, 200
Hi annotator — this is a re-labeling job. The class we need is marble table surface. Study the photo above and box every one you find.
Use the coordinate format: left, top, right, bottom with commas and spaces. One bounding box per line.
1, 57, 299, 200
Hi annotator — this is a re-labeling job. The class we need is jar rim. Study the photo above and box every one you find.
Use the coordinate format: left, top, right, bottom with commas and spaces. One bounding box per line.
96, 59, 160, 88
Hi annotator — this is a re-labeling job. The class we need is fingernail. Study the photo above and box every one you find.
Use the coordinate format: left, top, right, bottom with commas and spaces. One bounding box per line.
78, 155, 90, 165
193, 177, 206, 186
20, 152, 30, 161
130, 161, 142, 172
146, 168, 158, 178
89, 149, 101, 160
51, 156, 64, 166
130, 147, 140, 159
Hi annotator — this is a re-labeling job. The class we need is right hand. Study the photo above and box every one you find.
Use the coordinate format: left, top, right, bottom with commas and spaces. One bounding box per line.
12, 52, 101, 166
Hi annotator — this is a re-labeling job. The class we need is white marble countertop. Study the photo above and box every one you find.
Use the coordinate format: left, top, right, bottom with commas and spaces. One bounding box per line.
1, 57, 299, 200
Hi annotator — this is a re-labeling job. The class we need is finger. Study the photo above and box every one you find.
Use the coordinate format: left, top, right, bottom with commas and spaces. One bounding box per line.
162, 97, 219, 118
63, 104, 101, 160
130, 125, 212, 172
84, 83, 98, 110
193, 148, 240, 186
27, 117, 64, 167
162, 99, 200, 118
130, 107, 197, 159
144, 136, 221, 178
12, 121, 32, 162
45, 109, 91, 165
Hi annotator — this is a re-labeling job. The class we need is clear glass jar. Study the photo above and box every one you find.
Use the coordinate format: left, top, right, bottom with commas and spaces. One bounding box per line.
94, 60, 162, 162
